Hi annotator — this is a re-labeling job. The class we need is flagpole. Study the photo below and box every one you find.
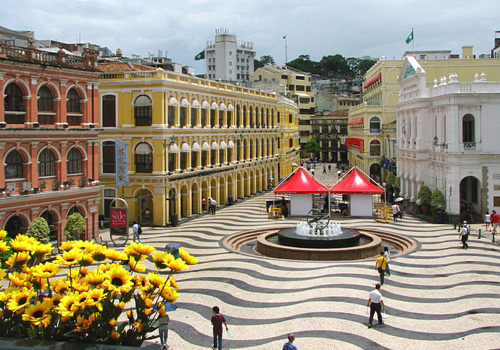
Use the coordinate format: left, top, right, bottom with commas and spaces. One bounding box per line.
284, 35, 288, 65
412, 28, 414, 56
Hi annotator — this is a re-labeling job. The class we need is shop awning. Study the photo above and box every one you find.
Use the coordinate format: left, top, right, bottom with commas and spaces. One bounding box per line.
344, 138, 364, 153
348, 117, 364, 126
274, 167, 329, 194
330, 167, 385, 194
363, 72, 382, 90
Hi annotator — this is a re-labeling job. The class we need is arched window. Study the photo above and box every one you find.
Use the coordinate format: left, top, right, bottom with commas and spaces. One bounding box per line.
134, 95, 152, 126
67, 88, 81, 113
369, 116, 381, 133
5, 150, 24, 179
102, 95, 116, 127
462, 114, 475, 143
370, 140, 381, 156
37, 86, 54, 111
102, 141, 116, 173
179, 99, 189, 128
39, 149, 56, 177
67, 148, 83, 174
67, 206, 82, 217
135, 143, 153, 173
4, 83, 24, 111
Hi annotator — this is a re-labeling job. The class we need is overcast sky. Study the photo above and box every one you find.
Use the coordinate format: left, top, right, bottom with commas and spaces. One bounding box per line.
2, 0, 499, 73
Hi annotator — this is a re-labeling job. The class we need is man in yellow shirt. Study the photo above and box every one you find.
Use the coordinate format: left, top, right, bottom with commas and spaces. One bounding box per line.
375, 251, 388, 285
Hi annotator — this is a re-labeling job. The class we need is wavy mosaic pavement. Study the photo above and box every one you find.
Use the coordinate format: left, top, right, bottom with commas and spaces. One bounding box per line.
138, 193, 500, 349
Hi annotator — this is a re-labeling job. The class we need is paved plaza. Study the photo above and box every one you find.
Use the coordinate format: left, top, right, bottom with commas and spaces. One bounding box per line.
126, 167, 500, 349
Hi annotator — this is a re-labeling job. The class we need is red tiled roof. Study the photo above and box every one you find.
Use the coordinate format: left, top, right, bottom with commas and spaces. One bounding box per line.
98, 62, 156, 72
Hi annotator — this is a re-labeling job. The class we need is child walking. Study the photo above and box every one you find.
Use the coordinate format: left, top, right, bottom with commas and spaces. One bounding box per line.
211, 306, 228, 350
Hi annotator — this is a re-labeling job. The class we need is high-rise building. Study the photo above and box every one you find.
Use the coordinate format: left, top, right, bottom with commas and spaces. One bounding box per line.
0, 43, 101, 243
204, 28, 255, 82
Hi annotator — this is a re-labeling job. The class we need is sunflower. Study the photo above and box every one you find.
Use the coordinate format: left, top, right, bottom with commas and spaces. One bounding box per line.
50, 278, 69, 294
59, 240, 77, 251
0, 269, 5, 281
51, 294, 62, 307
79, 254, 94, 267
56, 293, 81, 317
167, 258, 188, 271
152, 252, 172, 270
74, 291, 89, 308
178, 247, 199, 265
0, 230, 7, 240
32, 242, 52, 258
71, 279, 90, 293
6, 251, 31, 268
140, 294, 153, 308
132, 319, 143, 332
84, 270, 105, 286
22, 300, 52, 327
111, 331, 120, 339
109, 318, 117, 326
132, 275, 153, 292
30, 276, 48, 291
0, 241, 10, 253
87, 289, 106, 311
76, 314, 94, 330
102, 266, 133, 294
105, 250, 128, 262
10, 236, 34, 252
160, 285, 180, 303
170, 276, 180, 290
158, 303, 167, 317
55, 248, 82, 266
8, 271, 30, 288
128, 256, 146, 273
131, 243, 156, 256
147, 273, 167, 289
32, 262, 60, 279
6, 287, 36, 312
90, 245, 107, 262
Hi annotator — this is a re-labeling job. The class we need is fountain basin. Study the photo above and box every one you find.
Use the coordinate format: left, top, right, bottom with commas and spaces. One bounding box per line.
279, 227, 361, 248
256, 228, 382, 261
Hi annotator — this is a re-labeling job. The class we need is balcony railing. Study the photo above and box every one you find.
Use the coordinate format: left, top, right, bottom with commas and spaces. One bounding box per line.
67, 115, 82, 126
463, 142, 476, 151
38, 114, 56, 125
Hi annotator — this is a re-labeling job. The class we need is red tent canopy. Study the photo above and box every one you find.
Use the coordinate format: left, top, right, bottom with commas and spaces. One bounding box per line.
330, 168, 384, 194
274, 167, 329, 194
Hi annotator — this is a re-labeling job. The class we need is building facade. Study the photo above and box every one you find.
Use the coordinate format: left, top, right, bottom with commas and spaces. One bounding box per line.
398, 56, 500, 219
311, 110, 348, 163
205, 28, 255, 82
0, 43, 101, 243
98, 63, 299, 226
250, 66, 315, 155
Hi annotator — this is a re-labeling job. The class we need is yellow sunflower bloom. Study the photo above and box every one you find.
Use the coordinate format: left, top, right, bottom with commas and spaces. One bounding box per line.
32, 262, 60, 279
131, 243, 156, 256
60, 240, 77, 251
128, 256, 146, 273
132, 275, 153, 292
6, 251, 31, 268
0, 230, 7, 240
90, 245, 107, 262
76, 315, 93, 330
111, 331, 120, 339
105, 250, 128, 262
167, 258, 188, 271
22, 300, 52, 326
75, 292, 89, 308
8, 271, 30, 287
160, 286, 180, 303
158, 303, 166, 317
79, 254, 94, 267
132, 319, 143, 332
71, 279, 90, 293
0, 241, 10, 253
147, 273, 167, 289
102, 266, 133, 294
55, 248, 82, 266
10, 237, 34, 252
31, 276, 48, 291
144, 308, 152, 316
86, 289, 106, 311
56, 293, 81, 317
170, 276, 180, 290
0, 269, 5, 281
178, 247, 199, 265
6, 287, 36, 312
78, 267, 89, 278
140, 294, 153, 308
118, 301, 126, 309
126, 310, 134, 319
32, 242, 52, 257
109, 318, 117, 326
50, 278, 69, 294
51, 294, 62, 307
84, 270, 105, 286
152, 252, 172, 270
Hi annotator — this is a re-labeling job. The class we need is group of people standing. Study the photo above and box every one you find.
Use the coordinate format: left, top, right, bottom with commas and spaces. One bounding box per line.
202, 197, 217, 215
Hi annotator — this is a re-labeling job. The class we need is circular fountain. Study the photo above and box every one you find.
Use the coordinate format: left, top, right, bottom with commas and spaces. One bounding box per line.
278, 222, 360, 248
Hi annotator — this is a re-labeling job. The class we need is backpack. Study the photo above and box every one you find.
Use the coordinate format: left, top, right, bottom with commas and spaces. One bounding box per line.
138, 225, 142, 234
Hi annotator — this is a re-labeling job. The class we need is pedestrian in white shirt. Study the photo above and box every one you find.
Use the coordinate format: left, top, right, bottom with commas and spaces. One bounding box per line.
367, 283, 385, 328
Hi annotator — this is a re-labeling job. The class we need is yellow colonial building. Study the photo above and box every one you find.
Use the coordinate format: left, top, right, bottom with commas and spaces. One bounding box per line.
347, 46, 500, 181
98, 62, 299, 226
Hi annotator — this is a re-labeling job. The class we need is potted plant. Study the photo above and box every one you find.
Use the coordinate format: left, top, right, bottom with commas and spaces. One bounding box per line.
26, 217, 50, 244
431, 188, 446, 223
64, 212, 87, 240
417, 185, 432, 215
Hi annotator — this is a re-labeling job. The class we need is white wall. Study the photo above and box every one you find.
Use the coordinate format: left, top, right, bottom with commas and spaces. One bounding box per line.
290, 194, 312, 216
350, 195, 374, 216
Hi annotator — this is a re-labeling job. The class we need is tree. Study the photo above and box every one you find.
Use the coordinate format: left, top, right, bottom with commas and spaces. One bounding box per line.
254, 59, 264, 70
259, 55, 275, 66
358, 59, 377, 76
431, 189, 446, 210
319, 54, 351, 78
304, 139, 320, 158
417, 185, 432, 206
287, 54, 319, 74
27, 217, 50, 244
64, 213, 86, 240
385, 172, 396, 186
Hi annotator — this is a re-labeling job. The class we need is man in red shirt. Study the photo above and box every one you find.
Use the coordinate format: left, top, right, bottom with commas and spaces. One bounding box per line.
211, 306, 228, 350
490, 210, 499, 240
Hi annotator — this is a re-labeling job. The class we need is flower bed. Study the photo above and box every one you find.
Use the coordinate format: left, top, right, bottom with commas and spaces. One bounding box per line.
0, 230, 197, 346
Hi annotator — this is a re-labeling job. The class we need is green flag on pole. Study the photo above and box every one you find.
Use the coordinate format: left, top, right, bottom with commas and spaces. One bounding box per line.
405, 30, 414, 44
194, 50, 205, 60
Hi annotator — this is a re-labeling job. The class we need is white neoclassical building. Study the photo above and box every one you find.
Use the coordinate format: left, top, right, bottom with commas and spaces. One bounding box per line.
397, 56, 500, 220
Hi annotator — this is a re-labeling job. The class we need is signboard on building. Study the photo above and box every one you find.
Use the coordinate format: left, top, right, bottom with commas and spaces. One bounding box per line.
109, 198, 129, 246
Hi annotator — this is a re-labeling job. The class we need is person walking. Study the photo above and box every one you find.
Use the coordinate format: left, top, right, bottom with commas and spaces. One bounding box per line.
491, 210, 499, 239
375, 251, 388, 285
210, 197, 217, 215
485, 211, 491, 232
391, 204, 400, 222
282, 333, 298, 350
157, 312, 170, 349
132, 221, 142, 243
383, 246, 391, 276
367, 283, 385, 328
211, 306, 228, 350
322, 164, 327, 174
460, 221, 469, 249
328, 164, 331, 172
202, 197, 207, 212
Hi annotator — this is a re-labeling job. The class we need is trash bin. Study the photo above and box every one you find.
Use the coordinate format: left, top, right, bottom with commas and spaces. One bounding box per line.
228, 196, 234, 205
170, 213, 178, 227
